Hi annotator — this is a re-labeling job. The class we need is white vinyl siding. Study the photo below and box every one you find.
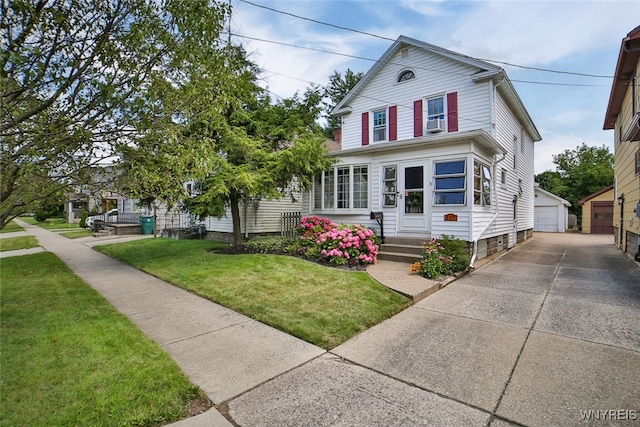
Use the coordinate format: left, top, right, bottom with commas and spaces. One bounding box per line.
339, 48, 492, 151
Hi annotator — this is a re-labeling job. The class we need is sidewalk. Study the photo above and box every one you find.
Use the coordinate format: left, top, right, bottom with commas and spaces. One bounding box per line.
11, 219, 325, 426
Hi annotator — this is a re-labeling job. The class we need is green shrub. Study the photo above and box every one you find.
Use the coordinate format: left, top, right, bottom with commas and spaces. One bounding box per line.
79, 211, 88, 228
243, 236, 295, 254
410, 235, 470, 279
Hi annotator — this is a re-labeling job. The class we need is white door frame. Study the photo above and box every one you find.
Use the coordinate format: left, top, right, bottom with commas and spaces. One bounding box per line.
398, 160, 430, 237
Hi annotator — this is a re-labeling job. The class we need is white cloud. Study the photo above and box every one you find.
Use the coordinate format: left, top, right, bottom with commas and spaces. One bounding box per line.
232, 3, 367, 97
445, 1, 639, 66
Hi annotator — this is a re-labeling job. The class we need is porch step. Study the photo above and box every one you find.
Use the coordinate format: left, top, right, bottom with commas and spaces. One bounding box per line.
378, 238, 424, 264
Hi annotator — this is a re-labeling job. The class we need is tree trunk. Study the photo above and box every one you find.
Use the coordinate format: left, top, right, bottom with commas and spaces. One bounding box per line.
230, 190, 243, 247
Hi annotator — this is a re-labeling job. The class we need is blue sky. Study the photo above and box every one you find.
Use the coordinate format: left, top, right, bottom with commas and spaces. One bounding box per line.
230, 0, 639, 173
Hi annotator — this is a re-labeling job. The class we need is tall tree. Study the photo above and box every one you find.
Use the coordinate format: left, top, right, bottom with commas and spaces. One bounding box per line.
121, 45, 332, 246
322, 68, 363, 137
536, 143, 614, 217
180, 47, 331, 246
0, 0, 228, 228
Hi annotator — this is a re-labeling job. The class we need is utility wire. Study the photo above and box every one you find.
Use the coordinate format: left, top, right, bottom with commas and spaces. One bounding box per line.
229, 32, 610, 88
236, 0, 614, 79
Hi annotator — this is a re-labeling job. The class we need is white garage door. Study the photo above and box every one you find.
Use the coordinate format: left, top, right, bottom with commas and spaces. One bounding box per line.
535, 206, 558, 232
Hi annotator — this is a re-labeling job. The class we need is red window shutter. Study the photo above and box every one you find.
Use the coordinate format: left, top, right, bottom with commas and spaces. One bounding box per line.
389, 105, 397, 141
447, 92, 458, 132
413, 100, 423, 137
362, 112, 369, 146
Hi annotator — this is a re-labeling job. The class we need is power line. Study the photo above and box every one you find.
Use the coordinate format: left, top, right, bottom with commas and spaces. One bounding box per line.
236, 0, 614, 79
229, 32, 610, 88
237, 0, 395, 43
261, 69, 494, 127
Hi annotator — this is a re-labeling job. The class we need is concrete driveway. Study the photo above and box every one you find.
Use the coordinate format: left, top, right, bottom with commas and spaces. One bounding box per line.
227, 233, 640, 426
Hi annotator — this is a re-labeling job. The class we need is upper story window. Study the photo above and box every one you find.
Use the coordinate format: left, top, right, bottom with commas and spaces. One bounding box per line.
397, 70, 415, 82
373, 109, 387, 142
434, 160, 466, 205
427, 97, 445, 121
425, 96, 446, 133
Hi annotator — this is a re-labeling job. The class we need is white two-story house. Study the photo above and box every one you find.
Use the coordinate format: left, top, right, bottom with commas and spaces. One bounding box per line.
304, 36, 541, 263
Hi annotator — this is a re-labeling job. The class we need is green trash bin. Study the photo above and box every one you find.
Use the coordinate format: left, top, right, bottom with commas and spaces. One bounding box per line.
140, 216, 155, 235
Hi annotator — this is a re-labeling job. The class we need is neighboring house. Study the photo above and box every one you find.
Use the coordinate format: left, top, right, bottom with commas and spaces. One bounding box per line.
534, 185, 570, 233
162, 181, 304, 242
577, 185, 614, 235
197, 197, 303, 242
303, 35, 541, 263
63, 166, 127, 223
604, 25, 640, 261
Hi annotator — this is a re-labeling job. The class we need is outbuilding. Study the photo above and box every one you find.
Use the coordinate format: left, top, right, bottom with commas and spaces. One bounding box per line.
534, 185, 571, 232
578, 185, 614, 234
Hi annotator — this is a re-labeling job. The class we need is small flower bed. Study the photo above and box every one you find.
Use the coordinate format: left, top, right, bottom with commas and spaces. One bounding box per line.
410, 235, 470, 279
295, 216, 379, 267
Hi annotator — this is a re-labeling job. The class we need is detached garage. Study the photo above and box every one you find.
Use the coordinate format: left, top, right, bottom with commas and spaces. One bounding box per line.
578, 185, 614, 234
534, 186, 571, 233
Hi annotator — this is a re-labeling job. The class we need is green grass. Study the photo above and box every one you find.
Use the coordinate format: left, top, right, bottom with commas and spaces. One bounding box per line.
0, 236, 39, 252
1, 221, 24, 233
20, 216, 80, 230
60, 229, 93, 239
0, 252, 206, 426
96, 239, 411, 349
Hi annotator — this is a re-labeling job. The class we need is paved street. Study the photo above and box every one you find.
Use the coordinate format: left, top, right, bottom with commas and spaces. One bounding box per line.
228, 233, 640, 427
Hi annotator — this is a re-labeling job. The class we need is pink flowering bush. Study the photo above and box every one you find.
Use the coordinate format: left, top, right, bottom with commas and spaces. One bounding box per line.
295, 216, 379, 266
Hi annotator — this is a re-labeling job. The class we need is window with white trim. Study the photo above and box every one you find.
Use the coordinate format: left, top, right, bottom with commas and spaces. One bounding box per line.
323, 170, 334, 209
397, 70, 415, 82
427, 96, 445, 121
373, 109, 387, 142
353, 166, 368, 208
434, 160, 466, 205
313, 165, 369, 211
474, 161, 492, 206
382, 166, 397, 207
337, 167, 350, 209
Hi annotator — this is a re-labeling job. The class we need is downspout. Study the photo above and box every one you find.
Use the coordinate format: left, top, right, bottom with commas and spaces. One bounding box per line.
470, 152, 505, 268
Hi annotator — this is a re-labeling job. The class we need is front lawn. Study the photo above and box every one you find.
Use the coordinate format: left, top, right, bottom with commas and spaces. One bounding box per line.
0, 236, 39, 252
0, 252, 207, 426
60, 229, 93, 239
20, 216, 80, 230
0, 221, 24, 233
96, 239, 411, 349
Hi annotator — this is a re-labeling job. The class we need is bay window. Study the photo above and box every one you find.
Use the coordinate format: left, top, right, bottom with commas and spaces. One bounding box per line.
313, 165, 369, 211
474, 161, 492, 206
434, 160, 466, 205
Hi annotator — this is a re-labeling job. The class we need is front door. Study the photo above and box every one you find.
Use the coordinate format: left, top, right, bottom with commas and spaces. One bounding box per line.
399, 161, 429, 236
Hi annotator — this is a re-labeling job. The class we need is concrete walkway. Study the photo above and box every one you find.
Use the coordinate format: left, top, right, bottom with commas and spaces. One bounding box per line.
5, 222, 640, 426
228, 233, 640, 426
8, 220, 324, 427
